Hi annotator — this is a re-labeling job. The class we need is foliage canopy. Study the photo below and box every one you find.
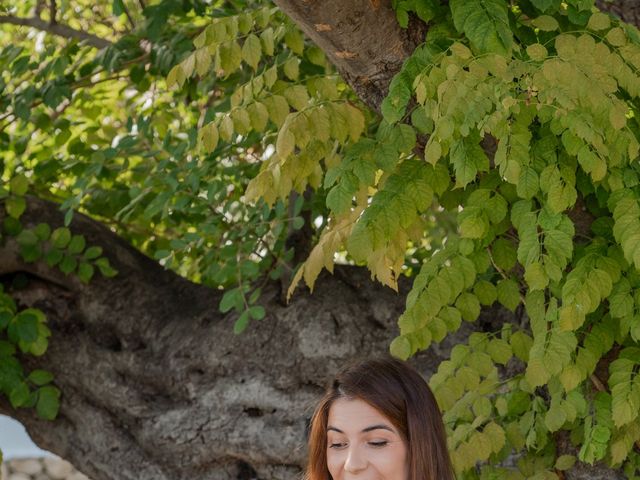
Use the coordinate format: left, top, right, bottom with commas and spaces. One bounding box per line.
3, 0, 640, 477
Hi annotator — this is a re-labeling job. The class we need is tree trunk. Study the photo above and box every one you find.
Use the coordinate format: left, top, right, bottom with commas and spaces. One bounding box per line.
0, 198, 467, 480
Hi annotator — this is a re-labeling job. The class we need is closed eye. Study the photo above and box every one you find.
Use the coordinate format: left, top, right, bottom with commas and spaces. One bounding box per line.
329, 442, 347, 449
368, 441, 388, 447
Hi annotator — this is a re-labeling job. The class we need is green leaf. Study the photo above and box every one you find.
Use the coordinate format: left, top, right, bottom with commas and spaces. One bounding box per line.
220, 288, 241, 313
112, 0, 126, 16
199, 122, 219, 153
455, 292, 481, 321
16, 229, 38, 246
390, 335, 412, 360
450, 136, 488, 188
587, 12, 611, 31
264, 95, 290, 128
284, 28, 305, 55
487, 338, 512, 364
248, 102, 269, 132
492, 238, 517, 271
517, 166, 539, 199
83, 246, 103, 260
36, 386, 60, 420
530, 0, 557, 12
248, 305, 265, 320
77, 262, 94, 284
276, 124, 295, 159
524, 261, 548, 290
28, 369, 54, 386
59, 255, 78, 275
260, 27, 275, 56
9, 382, 30, 408
510, 331, 533, 362
219, 41, 242, 76
449, 0, 512, 55
497, 278, 520, 311
14, 311, 39, 343
545, 403, 567, 432
283, 57, 300, 81
284, 85, 309, 111
474, 280, 497, 305
9, 175, 29, 196
95, 258, 117, 277
5, 196, 26, 219
234, 310, 250, 334
555, 455, 576, 471
67, 235, 86, 255
51, 227, 71, 249
526, 43, 548, 61
382, 75, 411, 124
34, 223, 51, 241
166, 64, 186, 89
241, 34, 262, 70
45, 248, 64, 267
532, 15, 559, 31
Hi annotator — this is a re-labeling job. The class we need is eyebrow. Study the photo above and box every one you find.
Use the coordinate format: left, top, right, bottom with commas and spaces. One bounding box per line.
327, 424, 395, 434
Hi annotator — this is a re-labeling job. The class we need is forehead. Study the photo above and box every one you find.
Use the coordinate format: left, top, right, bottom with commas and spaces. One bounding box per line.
327, 398, 394, 432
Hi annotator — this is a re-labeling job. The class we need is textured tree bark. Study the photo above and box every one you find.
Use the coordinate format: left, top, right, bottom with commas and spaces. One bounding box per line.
271, 0, 426, 112
0, 198, 469, 480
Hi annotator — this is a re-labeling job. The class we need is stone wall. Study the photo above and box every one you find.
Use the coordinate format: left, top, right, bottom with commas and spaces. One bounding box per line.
1, 457, 89, 480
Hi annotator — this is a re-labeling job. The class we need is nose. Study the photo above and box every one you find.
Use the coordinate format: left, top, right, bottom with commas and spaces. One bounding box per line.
344, 446, 367, 474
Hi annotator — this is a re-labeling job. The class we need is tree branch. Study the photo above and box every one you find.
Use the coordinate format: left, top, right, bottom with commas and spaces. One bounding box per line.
49, 0, 57, 24
271, 0, 425, 112
0, 14, 111, 49
0, 196, 426, 480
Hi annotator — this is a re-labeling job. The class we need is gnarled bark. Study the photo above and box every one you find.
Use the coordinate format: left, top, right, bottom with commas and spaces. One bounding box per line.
0, 198, 463, 480
271, 0, 426, 112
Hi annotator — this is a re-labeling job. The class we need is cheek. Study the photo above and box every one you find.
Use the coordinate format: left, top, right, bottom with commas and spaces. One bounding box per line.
372, 444, 408, 478
326, 449, 344, 478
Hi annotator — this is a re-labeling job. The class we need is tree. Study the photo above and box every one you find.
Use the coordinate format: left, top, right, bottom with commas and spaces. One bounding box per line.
2, 0, 640, 479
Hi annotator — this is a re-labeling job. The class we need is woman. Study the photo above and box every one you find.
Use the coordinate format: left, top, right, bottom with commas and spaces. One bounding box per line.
305, 357, 454, 480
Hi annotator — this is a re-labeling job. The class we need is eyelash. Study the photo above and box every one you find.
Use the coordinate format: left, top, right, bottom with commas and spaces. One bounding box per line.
328, 441, 389, 449
369, 441, 388, 448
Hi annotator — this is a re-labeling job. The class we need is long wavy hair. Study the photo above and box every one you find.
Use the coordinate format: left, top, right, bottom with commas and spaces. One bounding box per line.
304, 357, 454, 480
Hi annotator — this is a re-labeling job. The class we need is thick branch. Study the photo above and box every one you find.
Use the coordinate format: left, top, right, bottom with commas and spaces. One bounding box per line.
0, 197, 438, 480
0, 14, 111, 49
271, 0, 425, 112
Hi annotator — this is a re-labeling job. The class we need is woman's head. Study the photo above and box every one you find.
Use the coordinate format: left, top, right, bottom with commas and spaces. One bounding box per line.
305, 357, 453, 480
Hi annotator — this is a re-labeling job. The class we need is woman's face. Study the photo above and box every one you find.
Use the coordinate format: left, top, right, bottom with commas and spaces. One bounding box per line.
326, 397, 408, 480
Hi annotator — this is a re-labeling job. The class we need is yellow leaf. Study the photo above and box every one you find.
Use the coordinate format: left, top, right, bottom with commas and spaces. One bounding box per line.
219, 115, 234, 141
166, 64, 186, 89
181, 53, 195, 77
588, 12, 611, 31
241, 34, 262, 70
526, 43, 548, 61
247, 102, 269, 132
199, 122, 219, 153
195, 48, 212, 76
276, 124, 295, 159
283, 57, 300, 80
344, 104, 365, 141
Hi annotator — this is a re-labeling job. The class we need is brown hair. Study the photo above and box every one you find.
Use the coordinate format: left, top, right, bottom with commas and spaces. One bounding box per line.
305, 357, 454, 480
